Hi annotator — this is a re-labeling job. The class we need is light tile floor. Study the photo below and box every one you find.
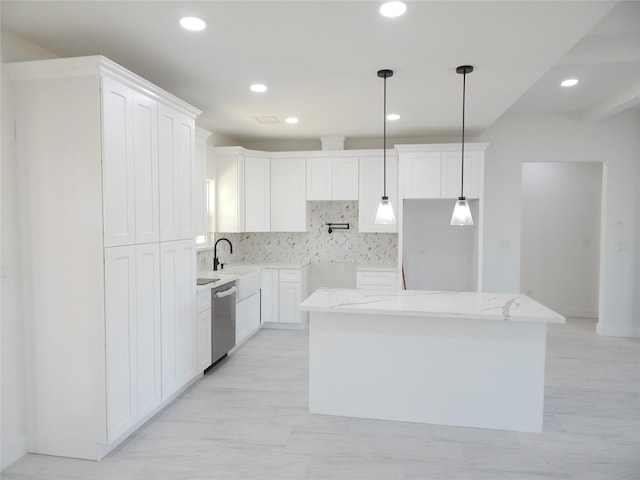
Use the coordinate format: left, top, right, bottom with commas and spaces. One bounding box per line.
3, 318, 639, 479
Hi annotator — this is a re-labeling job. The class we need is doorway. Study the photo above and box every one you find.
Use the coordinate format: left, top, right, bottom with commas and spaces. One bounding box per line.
520, 162, 602, 320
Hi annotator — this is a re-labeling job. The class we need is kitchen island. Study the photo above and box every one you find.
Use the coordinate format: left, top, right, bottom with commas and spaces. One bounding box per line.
300, 288, 565, 433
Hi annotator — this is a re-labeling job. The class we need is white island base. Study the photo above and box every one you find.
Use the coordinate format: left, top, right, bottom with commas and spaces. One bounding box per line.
302, 289, 565, 433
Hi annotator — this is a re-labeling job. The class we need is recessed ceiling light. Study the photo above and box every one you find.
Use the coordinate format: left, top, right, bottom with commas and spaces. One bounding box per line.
250, 83, 268, 93
285, 117, 299, 124
380, 1, 407, 18
387, 113, 400, 121
561, 78, 579, 87
180, 16, 206, 31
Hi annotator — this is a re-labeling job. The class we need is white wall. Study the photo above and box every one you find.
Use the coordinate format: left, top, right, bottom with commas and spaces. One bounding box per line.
402, 199, 479, 291
478, 110, 639, 337
0, 29, 58, 469
521, 162, 602, 318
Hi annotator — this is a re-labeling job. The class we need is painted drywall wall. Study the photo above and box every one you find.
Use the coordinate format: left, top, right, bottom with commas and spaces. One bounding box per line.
402, 199, 479, 291
521, 162, 602, 318
478, 110, 639, 336
0, 30, 59, 470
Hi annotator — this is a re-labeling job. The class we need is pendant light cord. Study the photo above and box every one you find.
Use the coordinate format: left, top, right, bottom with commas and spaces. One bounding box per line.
383, 74, 387, 198
460, 70, 466, 199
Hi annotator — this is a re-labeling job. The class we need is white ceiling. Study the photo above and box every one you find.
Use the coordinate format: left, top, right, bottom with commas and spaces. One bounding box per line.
2, 1, 638, 144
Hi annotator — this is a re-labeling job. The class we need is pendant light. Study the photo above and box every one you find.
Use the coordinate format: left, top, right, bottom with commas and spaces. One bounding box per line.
451, 65, 474, 226
375, 69, 396, 225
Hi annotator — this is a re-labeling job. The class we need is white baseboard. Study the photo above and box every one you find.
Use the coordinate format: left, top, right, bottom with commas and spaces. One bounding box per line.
1, 433, 28, 471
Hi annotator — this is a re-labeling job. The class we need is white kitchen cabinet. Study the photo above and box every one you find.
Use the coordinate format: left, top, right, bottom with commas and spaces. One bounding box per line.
260, 266, 309, 327
134, 243, 163, 419
306, 156, 358, 201
194, 127, 211, 236
102, 76, 136, 247
356, 268, 399, 289
104, 245, 138, 442
440, 150, 483, 199
196, 287, 212, 372
260, 268, 279, 324
215, 148, 271, 233
236, 291, 261, 345
397, 144, 487, 200
271, 158, 307, 232
245, 156, 271, 232
160, 239, 197, 401
158, 104, 197, 241
104, 243, 162, 444
8, 56, 201, 460
133, 92, 160, 244
279, 280, 303, 324
399, 152, 441, 199
358, 154, 399, 233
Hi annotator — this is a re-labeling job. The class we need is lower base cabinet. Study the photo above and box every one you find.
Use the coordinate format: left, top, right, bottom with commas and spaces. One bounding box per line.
196, 287, 212, 371
236, 291, 261, 344
261, 266, 309, 327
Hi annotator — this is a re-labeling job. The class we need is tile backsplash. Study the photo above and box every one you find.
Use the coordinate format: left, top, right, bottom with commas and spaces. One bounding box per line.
197, 201, 397, 270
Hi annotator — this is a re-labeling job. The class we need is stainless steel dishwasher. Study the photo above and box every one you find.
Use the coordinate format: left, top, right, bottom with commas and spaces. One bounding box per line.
211, 282, 236, 366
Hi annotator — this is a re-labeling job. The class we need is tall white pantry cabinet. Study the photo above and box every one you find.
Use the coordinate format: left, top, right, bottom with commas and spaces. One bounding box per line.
8, 56, 203, 460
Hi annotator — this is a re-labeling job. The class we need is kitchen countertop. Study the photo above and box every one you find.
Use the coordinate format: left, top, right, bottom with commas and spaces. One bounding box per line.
300, 288, 565, 324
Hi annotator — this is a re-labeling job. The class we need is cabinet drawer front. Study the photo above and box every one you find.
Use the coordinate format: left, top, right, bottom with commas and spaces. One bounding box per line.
197, 288, 211, 312
356, 271, 398, 289
279, 269, 301, 283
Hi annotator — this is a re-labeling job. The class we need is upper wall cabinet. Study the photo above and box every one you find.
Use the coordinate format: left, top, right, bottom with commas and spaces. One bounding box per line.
271, 158, 307, 232
214, 147, 271, 233
397, 143, 488, 200
215, 148, 306, 233
358, 153, 399, 233
306, 156, 358, 201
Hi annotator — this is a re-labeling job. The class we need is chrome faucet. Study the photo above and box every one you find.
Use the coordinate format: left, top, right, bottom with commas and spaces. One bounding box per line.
213, 238, 233, 271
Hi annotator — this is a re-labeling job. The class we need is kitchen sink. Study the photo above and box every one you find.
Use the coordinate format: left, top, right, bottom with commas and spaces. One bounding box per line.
197, 277, 220, 285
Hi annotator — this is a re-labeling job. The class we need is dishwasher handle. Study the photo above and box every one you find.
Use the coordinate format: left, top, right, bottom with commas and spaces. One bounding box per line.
214, 286, 236, 299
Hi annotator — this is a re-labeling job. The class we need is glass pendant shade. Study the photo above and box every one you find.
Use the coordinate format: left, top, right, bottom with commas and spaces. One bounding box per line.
450, 198, 473, 226
375, 196, 396, 224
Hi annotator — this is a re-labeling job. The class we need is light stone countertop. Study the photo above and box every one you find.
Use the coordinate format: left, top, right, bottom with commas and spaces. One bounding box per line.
300, 288, 566, 323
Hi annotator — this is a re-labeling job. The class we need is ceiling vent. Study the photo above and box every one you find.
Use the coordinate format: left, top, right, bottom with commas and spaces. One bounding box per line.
254, 116, 280, 124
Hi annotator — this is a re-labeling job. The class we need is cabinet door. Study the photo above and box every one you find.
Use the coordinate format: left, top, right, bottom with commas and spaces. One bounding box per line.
441, 151, 482, 199
135, 243, 162, 418
194, 132, 208, 236
160, 239, 197, 401
271, 158, 307, 232
158, 105, 180, 241
102, 76, 135, 247
261, 269, 279, 323
246, 292, 261, 333
279, 281, 302, 324
158, 106, 196, 240
197, 309, 212, 372
133, 92, 160, 244
333, 157, 359, 200
177, 114, 196, 239
245, 156, 271, 232
358, 155, 398, 233
104, 245, 138, 442
400, 152, 441, 199
236, 297, 249, 345
306, 157, 332, 200
215, 150, 244, 233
